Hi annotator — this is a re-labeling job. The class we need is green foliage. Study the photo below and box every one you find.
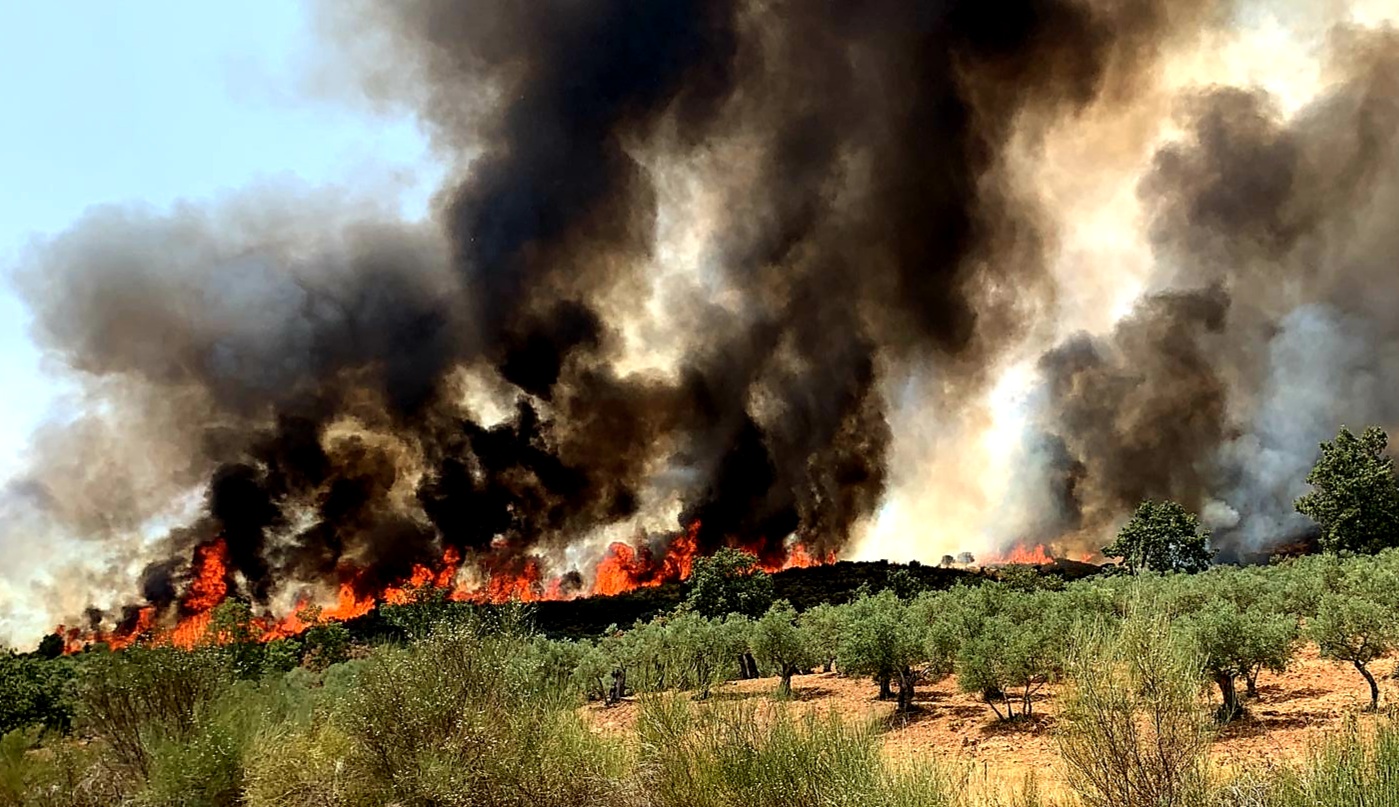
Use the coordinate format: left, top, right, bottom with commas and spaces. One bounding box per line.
302, 622, 351, 671
750, 601, 817, 697
886, 568, 924, 599
997, 564, 1064, 593
1296, 425, 1399, 554
666, 611, 731, 698
1302, 555, 1399, 711
378, 585, 469, 640
800, 603, 847, 673
953, 588, 1067, 720
1177, 585, 1298, 722
208, 599, 268, 679
335, 618, 626, 806
0, 653, 74, 736
261, 638, 302, 676
1056, 612, 1211, 807
138, 678, 313, 807
1104, 500, 1215, 574
74, 645, 231, 777
838, 591, 930, 712
685, 548, 776, 619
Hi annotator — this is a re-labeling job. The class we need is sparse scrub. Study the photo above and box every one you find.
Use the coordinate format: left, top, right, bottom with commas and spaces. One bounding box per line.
636, 696, 960, 807
1056, 612, 1212, 807
335, 617, 627, 806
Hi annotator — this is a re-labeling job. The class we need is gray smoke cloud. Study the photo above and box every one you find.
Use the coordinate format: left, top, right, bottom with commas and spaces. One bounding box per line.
11, 0, 1399, 641
1033, 24, 1399, 557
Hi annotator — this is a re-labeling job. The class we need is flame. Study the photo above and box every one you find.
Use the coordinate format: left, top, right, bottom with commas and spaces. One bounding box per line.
758, 541, 836, 573
982, 543, 1056, 566
590, 521, 702, 596
56, 521, 838, 653
170, 539, 230, 649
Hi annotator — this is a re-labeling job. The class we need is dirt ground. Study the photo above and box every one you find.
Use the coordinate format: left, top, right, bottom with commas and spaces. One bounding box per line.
583, 645, 1396, 794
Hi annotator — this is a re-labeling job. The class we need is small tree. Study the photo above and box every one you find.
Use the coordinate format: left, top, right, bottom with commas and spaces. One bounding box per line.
667, 612, 727, 698
35, 634, 64, 661
750, 601, 817, 697
1104, 500, 1214, 574
684, 548, 776, 619
1296, 426, 1399, 554
800, 603, 847, 673
686, 549, 773, 678
1179, 597, 1297, 722
303, 622, 351, 671
1308, 593, 1395, 711
837, 591, 928, 712
955, 590, 1067, 720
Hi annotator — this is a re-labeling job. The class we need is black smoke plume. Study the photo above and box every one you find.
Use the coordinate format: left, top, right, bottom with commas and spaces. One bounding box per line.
9, 0, 1250, 629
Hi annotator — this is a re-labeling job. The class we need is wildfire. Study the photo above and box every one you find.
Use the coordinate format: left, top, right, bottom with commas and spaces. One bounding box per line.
591, 521, 701, 596
56, 522, 834, 653
758, 541, 835, 572
979, 545, 1052, 562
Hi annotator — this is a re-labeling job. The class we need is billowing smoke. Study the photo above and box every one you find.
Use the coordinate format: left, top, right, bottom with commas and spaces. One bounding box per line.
1033, 23, 1399, 557
6, 0, 1399, 640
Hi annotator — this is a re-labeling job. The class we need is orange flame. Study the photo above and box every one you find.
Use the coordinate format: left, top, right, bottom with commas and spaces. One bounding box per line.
982, 543, 1056, 566
170, 539, 230, 649
56, 521, 839, 653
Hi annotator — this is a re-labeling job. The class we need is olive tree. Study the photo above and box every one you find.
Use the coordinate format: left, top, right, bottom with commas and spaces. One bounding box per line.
750, 601, 817, 697
837, 591, 929, 712
955, 589, 1067, 720
1178, 596, 1297, 722
1308, 593, 1394, 711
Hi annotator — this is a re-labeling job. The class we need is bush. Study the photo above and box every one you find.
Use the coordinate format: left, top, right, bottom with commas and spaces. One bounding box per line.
74, 646, 230, 778
635, 696, 959, 807
1056, 613, 1212, 807
335, 618, 627, 806
0, 654, 74, 736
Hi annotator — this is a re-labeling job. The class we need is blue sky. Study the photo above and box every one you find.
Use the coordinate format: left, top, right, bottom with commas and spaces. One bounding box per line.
0, 1, 436, 480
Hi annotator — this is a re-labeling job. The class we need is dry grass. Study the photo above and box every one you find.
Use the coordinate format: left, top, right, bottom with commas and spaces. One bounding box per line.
583, 643, 1399, 795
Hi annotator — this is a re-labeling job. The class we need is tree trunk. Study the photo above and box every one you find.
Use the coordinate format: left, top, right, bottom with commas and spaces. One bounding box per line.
1215, 673, 1241, 722
877, 674, 894, 700
778, 668, 794, 698
740, 652, 759, 679
822, 659, 833, 674
1244, 666, 1259, 699
1356, 661, 1380, 711
606, 668, 627, 706
983, 692, 1005, 721
895, 668, 917, 713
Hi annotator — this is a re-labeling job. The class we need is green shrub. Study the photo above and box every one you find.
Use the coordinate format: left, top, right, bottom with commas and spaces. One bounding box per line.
74, 646, 230, 778
0, 654, 74, 736
334, 619, 627, 806
1056, 613, 1211, 807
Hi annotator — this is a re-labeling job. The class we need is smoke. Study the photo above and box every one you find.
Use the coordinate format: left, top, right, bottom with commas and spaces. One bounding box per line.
1032, 22, 1399, 557
7, 0, 1399, 641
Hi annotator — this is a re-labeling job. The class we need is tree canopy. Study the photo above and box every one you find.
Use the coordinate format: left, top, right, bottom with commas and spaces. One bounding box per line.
1295, 425, 1399, 555
1103, 500, 1214, 574
684, 548, 776, 619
